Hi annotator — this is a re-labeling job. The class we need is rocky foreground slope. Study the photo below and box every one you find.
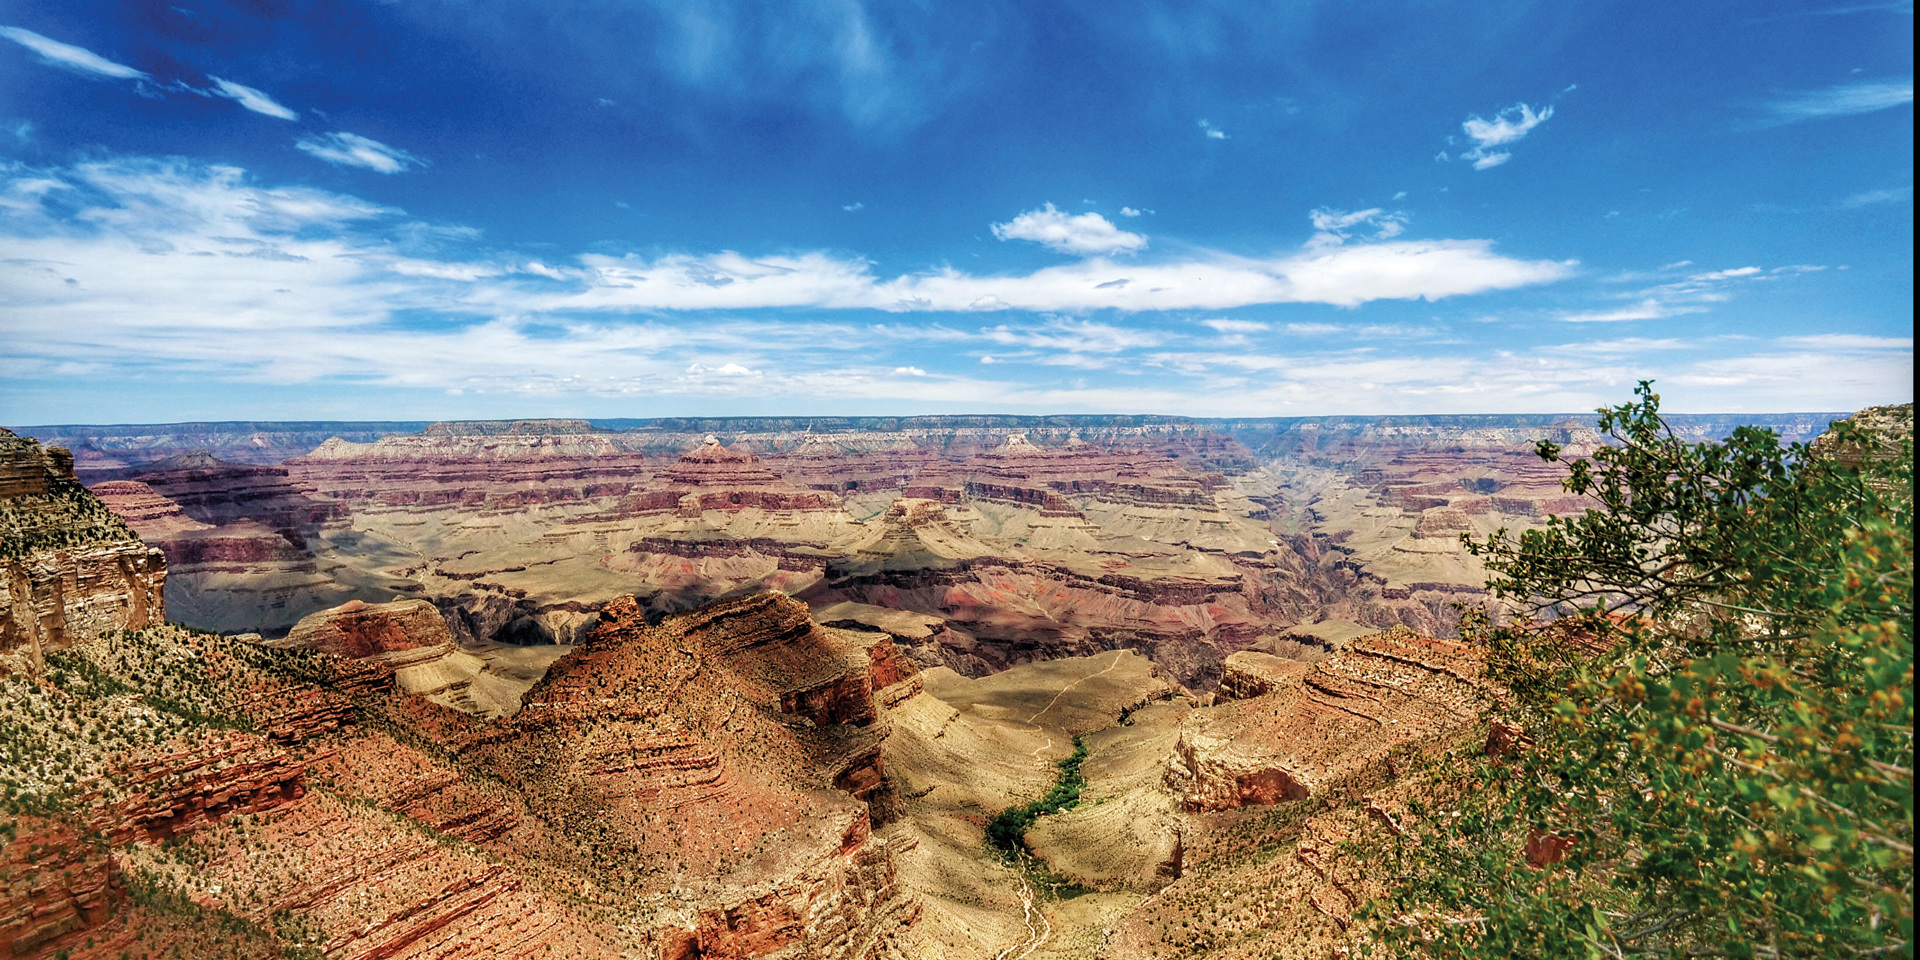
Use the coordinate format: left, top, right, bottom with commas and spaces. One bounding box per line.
0, 595, 926, 960
2, 457, 931, 959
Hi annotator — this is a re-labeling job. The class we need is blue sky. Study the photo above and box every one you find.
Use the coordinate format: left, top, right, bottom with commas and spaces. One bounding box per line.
0, 0, 1911, 423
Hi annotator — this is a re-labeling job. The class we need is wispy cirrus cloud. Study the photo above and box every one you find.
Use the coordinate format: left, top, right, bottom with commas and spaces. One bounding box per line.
209, 77, 298, 120
294, 132, 424, 173
1308, 208, 1407, 247
1839, 185, 1912, 208
1452, 102, 1554, 170
0, 25, 146, 80
1560, 298, 1699, 323
1761, 79, 1912, 124
1560, 262, 1825, 323
991, 203, 1149, 256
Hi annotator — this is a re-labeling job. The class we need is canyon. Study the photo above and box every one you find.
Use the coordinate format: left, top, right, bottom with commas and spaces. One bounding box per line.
34, 412, 1834, 686
1, 408, 1863, 959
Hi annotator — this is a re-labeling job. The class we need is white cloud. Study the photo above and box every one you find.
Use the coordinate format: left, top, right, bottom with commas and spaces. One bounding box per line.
1119, 206, 1144, 217
1778, 333, 1912, 350
1763, 79, 1912, 123
0, 26, 147, 79
1308, 207, 1407, 247
0, 155, 1595, 417
1202, 319, 1267, 333
991, 203, 1148, 256
1457, 102, 1553, 170
1839, 186, 1912, 208
1, 154, 1902, 417
842, 201, 864, 212
1463, 102, 1554, 148
1563, 262, 1813, 323
3, 158, 1571, 321
1560, 298, 1696, 323
1198, 119, 1229, 139
893, 365, 928, 375
294, 132, 424, 174
209, 77, 298, 120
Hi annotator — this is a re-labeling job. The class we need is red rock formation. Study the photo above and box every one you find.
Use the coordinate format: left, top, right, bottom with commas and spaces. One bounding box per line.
286, 420, 654, 509
933, 433, 1224, 514
1, 430, 167, 675
126, 452, 342, 531
766, 436, 939, 493
1165, 628, 1487, 811
457, 593, 917, 956
1215, 650, 1311, 701
626, 437, 843, 514
282, 598, 451, 658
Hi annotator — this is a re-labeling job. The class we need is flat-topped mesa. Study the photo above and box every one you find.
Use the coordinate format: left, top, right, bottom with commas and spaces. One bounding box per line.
765, 435, 940, 493
421, 418, 600, 437
628, 437, 843, 514
282, 597, 452, 658
1, 429, 167, 675
292, 421, 640, 463
959, 433, 1224, 510
1165, 627, 1489, 811
286, 424, 654, 511
126, 452, 342, 530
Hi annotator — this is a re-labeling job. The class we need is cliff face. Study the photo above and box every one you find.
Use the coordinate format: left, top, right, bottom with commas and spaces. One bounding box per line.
0, 593, 919, 960
457, 593, 918, 958
1164, 628, 1486, 812
0, 429, 166, 675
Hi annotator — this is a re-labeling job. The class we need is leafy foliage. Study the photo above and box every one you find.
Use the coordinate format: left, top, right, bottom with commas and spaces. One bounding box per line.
986, 735, 1089, 857
1367, 385, 1912, 959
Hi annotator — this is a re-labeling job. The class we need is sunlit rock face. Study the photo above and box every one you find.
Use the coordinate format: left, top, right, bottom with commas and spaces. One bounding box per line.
1164, 628, 1486, 812
1, 429, 166, 676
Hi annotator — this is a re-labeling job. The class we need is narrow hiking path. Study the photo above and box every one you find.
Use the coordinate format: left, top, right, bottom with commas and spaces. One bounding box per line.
1026, 649, 1127, 726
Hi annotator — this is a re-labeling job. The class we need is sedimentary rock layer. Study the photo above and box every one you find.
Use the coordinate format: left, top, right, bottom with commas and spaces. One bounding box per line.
1, 429, 166, 675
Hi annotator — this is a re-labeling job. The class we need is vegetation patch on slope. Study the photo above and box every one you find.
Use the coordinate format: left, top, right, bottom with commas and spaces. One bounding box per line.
0, 433, 138, 559
986, 735, 1090, 857
1369, 388, 1913, 959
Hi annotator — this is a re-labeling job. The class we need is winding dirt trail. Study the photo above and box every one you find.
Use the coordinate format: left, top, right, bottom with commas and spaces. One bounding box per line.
1026, 650, 1128, 726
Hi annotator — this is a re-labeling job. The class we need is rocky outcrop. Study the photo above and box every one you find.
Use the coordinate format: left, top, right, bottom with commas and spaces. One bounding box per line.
1, 430, 167, 675
1165, 628, 1487, 811
1215, 650, 1310, 701
626, 437, 843, 514
274, 598, 552, 718
1811, 403, 1913, 470
458, 593, 917, 957
282, 597, 452, 658
286, 420, 654, 509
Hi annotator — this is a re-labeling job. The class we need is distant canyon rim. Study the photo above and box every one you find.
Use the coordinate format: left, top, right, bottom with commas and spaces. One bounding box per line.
23, 411, 1841, 691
